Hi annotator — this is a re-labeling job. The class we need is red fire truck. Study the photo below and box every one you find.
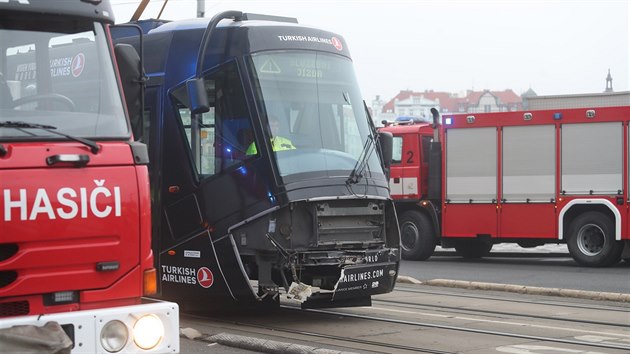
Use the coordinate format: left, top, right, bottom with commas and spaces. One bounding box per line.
380, 106, 630, 267
0, 1, 179, 353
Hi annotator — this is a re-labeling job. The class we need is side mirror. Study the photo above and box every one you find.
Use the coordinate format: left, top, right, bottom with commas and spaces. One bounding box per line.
378, 131, 393, 179
114, 43, 144, 140
186, 78, 211, 114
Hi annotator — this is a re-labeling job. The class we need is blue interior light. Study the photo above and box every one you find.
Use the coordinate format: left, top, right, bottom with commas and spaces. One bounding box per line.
267, 191, 276, 204
553, 113, 562, 120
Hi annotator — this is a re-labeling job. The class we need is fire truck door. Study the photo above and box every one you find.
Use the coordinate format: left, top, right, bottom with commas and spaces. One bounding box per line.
499, 125, 556, 238
390, 133, 419, 199
442, 127, 498, 237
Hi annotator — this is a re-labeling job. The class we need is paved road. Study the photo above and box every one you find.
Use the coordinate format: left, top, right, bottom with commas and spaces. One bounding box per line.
399, 246, 630, 294
177, 244, 629, 353
179, 285, 630, 354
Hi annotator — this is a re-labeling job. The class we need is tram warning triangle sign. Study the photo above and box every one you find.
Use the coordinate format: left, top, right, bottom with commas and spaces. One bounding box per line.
260, 59, 281, 74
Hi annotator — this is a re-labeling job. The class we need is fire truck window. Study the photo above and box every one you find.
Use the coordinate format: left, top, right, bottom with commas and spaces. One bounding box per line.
446, 127, 497, 203
392, 136, 403, 164
1, 20, 128, 138
502, 125, 555, 202
171, 60, 253, 179
561, 122, 622, 195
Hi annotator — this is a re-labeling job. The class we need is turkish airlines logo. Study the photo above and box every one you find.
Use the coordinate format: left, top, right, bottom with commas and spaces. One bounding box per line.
331, 37, 343, 51
71, 53, 85, 78
197, 267, 214, 288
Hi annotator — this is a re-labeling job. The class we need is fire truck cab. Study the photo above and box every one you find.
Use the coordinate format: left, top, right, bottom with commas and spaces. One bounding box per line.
0, 1, 179, 352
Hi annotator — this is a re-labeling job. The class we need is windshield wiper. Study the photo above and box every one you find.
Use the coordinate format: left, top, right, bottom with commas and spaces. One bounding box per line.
346, 133, 375, 185
0, 121, 100, 154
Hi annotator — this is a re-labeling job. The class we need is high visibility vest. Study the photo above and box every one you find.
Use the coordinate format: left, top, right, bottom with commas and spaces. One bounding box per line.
246, 136, 295, 155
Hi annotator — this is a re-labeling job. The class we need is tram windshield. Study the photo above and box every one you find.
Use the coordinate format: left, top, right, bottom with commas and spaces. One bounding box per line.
248, 51, 382, 182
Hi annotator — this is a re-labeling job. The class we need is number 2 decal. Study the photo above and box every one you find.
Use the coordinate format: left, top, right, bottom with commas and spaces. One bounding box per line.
406, 150, 414, 164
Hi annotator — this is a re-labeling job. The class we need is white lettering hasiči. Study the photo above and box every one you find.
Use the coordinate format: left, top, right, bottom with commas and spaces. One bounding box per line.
3, 180, 122, 221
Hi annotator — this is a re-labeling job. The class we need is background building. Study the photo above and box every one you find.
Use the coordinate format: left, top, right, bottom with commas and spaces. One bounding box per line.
522, 71, 630, 110
373, 71, 629, 125
375, 89, 522, 124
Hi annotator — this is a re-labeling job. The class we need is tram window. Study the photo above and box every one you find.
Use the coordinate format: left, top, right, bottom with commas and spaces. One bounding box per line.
171, 60, 254, 179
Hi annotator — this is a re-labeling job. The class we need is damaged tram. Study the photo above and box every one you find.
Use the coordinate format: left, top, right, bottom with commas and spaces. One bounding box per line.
113, 11, 400, 310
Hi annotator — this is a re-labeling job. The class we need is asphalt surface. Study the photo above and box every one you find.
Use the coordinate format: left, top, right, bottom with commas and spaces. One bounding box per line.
399, 246, 630, 294
179, 245, 630, 353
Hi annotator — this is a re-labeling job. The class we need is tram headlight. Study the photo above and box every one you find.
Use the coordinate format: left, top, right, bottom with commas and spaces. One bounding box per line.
100, 320, 128, 352
133, 314, 164, 350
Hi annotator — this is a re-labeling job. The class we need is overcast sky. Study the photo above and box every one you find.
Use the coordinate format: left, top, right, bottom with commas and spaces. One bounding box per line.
111, 0, 629, 102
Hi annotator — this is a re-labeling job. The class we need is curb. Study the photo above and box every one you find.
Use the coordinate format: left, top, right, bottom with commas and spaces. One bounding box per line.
396, 276, 630, 303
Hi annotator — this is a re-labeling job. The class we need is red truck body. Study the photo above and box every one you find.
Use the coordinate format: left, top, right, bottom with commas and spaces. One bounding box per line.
380, 106, 630, 267
2, 143, 148, 309
0, 1, 178, 352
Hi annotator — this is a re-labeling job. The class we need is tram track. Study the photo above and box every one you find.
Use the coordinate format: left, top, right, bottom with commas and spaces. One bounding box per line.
181, 305, 630, 354
371, 297, 629, 328
183, 312, 455, 354
283, 305, 630, 352
394, 285, 630, 312
181, 285, 629, 353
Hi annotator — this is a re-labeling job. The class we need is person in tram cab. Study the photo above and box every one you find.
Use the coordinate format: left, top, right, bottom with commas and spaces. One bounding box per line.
246, 115, 296, 155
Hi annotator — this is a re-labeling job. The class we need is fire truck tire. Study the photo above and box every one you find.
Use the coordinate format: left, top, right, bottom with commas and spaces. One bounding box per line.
399, 210, 436, 261
567, 212, 623, 267
453, 239, 493, 258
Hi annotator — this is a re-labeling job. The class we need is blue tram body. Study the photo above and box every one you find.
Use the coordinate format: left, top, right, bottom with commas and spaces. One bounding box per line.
113, 12, 400, 310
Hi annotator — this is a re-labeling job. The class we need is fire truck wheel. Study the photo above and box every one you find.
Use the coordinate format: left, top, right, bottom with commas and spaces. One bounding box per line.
567, 212, 623, 267
10, 93, 75, 111
399, 210, 436, 261
453, 239, 493, 258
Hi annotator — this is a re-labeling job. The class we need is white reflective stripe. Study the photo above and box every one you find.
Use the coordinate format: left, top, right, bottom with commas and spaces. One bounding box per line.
389, 178, 417, 196
403, 177, 418, 195
558, 199, 622, 241
389, 178, 403, 195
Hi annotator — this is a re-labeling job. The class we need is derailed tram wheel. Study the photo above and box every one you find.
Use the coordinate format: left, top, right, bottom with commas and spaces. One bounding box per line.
399, 210, 436, 261
567, 211, 623, 267
453, 239, 493, 259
